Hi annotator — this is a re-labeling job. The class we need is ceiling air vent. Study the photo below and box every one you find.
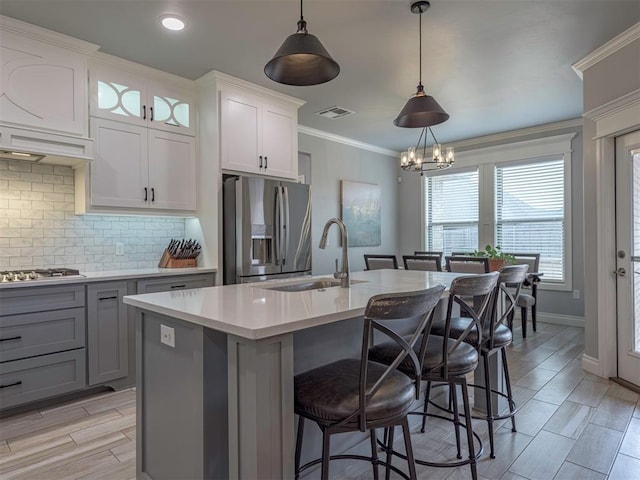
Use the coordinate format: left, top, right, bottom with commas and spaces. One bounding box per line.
315, 105, 355, 120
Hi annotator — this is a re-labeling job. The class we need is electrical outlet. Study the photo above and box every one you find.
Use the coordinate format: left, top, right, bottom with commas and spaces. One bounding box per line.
572, 289, 580, 299
116, 242, 125, 256
160, 324, 175, 348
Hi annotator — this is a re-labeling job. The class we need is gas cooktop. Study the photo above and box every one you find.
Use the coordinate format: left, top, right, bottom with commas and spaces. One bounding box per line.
0, 268, 84, 283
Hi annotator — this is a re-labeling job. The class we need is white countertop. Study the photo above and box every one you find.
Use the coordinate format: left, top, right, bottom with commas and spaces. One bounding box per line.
0, 267, 216, 289
123, 269, 461, 340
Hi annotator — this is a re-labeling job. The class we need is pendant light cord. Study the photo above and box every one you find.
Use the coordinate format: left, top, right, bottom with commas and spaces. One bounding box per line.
300, 0, 304, 21
418, 8, 422, 88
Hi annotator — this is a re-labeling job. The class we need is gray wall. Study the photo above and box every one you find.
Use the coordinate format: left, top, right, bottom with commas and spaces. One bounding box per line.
397, 126, 585, 320
298, 133, 399, 275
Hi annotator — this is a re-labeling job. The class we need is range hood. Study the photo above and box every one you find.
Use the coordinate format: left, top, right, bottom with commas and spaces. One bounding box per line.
0, 124, 94, 168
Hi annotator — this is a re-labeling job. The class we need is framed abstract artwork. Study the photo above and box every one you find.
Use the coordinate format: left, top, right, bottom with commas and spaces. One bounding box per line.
340, 180, 381, 247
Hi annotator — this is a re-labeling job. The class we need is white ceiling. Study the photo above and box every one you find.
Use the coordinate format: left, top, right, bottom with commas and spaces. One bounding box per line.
1, 0, 638, 152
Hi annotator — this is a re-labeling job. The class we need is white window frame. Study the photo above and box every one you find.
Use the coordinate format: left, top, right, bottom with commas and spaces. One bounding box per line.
422, 133, 575, 291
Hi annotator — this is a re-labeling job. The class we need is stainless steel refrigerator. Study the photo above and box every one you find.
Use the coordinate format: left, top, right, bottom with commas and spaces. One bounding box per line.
223, 175, 312, 284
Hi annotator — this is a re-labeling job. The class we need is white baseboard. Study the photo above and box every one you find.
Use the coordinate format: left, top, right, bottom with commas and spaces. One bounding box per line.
513, 311, 584, 328
581, 354, 602, 376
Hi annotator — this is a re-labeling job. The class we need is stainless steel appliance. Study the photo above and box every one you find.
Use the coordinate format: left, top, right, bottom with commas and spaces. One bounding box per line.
223, 175, 311, 284
0, 268, 83, 283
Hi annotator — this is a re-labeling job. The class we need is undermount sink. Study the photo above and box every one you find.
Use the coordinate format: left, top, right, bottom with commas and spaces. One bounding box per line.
262, 279, 367, 292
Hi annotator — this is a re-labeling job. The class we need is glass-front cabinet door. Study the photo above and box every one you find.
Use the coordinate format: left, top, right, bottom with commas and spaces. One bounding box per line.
89, 61, 195, 135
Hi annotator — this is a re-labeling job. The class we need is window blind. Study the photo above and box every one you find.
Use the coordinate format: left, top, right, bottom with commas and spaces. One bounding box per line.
425, 170, 479, 256
496, 159, 565, 282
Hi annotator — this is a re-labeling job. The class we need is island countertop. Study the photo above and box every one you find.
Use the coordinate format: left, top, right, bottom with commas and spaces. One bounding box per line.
123, 269, 460, 340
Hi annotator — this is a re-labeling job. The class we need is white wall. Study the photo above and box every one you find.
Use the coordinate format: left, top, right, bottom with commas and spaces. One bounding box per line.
0, 159, 185, 271
298, 133, 399, 275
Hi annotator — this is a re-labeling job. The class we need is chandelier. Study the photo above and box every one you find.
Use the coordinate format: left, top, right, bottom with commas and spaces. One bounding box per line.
400, 126, 454, 174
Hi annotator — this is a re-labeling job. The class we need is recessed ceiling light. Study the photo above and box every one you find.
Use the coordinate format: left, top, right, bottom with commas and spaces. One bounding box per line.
160, 15, 186, 31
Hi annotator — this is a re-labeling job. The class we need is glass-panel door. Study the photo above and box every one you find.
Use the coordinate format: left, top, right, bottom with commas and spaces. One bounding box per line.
616, 130, 640, 387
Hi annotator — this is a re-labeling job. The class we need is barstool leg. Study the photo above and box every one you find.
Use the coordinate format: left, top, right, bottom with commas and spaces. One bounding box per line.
451, 383, 462, 459
420, 381, 432, 433
321, 428, 331, 480
294, 417, 305, 479
370, 429, 379, 480
502, 347, 517, 433
483, 353, 496, 459
385, 426, 395, 480
521, 307, 528, 338
401, 417, 417, 480
460, 378, 478, 480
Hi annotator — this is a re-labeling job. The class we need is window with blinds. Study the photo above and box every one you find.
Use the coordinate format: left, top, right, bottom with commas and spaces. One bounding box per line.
425, 170, 479, 256
496, 158, 565, 282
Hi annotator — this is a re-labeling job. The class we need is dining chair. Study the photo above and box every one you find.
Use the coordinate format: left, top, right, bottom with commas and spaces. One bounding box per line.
294, 285, 445, 480
403, 255, 442, 272
414, 251, 444, 263
503, 253, 542, 338
364, 254, 399, 270
368, 272, 499, 480
445, 256, 489, 273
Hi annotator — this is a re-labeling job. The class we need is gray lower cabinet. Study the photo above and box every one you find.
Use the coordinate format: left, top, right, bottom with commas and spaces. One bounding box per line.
0, 349, 86, 409
0, 284, 88, 410
136, 273, 215, 293
87, 281, 129, 386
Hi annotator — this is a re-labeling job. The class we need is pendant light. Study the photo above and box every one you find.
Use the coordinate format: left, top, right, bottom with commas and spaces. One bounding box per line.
394, 1, 449, 128
264, 0, 340, 86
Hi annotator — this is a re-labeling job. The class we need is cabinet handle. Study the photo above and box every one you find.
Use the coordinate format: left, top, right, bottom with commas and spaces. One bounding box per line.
144, 187, 148, 201
259, 156, 263, 168
0, 381, 22, 389
0, 336, 21, 342
150, 106, 154, 121
143, 105, 146, 120
264, 156, 267, 170
170, 285, 186, 289
151, 188, 155, 202
98, 296, 118, 301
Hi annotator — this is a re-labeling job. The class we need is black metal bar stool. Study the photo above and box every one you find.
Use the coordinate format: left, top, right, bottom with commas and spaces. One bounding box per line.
428, 264, 528, 458
369, 272, 499, 480
294, 285, 445, 480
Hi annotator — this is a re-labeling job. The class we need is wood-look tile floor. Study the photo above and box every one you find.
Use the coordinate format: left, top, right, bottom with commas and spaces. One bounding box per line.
0, 322, 638, 480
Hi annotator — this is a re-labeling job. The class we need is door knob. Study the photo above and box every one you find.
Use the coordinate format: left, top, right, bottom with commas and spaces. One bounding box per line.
614, 267, 626, 277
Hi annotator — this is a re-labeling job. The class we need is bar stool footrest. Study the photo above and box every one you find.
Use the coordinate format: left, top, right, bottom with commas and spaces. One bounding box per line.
297, 453, 413, 480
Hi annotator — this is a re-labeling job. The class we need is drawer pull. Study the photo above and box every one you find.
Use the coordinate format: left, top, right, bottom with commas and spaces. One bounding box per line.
0, 336, 22, 342
99, 296, 118, 301
0, 381, 22, 389
170, 285, 186, 289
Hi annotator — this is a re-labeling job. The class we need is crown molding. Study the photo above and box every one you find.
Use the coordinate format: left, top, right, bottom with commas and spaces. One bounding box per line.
197, 70, 305, 108
90, 52, 195, 89
0, 15, 99, 55
440, 118, 583, 153
572, 22, 640, 78
297, 125, 399, 157
584, 89, 640, 138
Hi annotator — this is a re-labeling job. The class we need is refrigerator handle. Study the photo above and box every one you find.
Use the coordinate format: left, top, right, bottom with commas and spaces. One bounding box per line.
283, 186, 290, 265
278, 186, 286, 265
274, 186, 281, 266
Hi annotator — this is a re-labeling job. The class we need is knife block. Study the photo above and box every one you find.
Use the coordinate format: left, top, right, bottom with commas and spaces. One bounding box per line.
158, 249, 197, 268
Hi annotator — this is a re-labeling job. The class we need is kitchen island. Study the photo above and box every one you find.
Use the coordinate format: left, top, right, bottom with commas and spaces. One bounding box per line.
123, 269, 464, 480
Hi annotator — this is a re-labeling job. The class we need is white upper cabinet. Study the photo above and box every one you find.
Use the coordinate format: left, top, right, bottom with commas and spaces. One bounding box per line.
0, 16, 98, 136
84, 117, 196, 212
89, 58, 195, 136
219, 84, 302, 180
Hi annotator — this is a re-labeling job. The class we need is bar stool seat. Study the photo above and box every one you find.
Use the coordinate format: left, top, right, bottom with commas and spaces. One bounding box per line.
295, 359, 415, 424
369, 336, 479, 379
431, 318, 513, 349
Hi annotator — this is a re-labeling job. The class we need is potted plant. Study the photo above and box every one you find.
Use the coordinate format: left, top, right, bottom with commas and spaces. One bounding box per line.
472, 245, 516, 272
